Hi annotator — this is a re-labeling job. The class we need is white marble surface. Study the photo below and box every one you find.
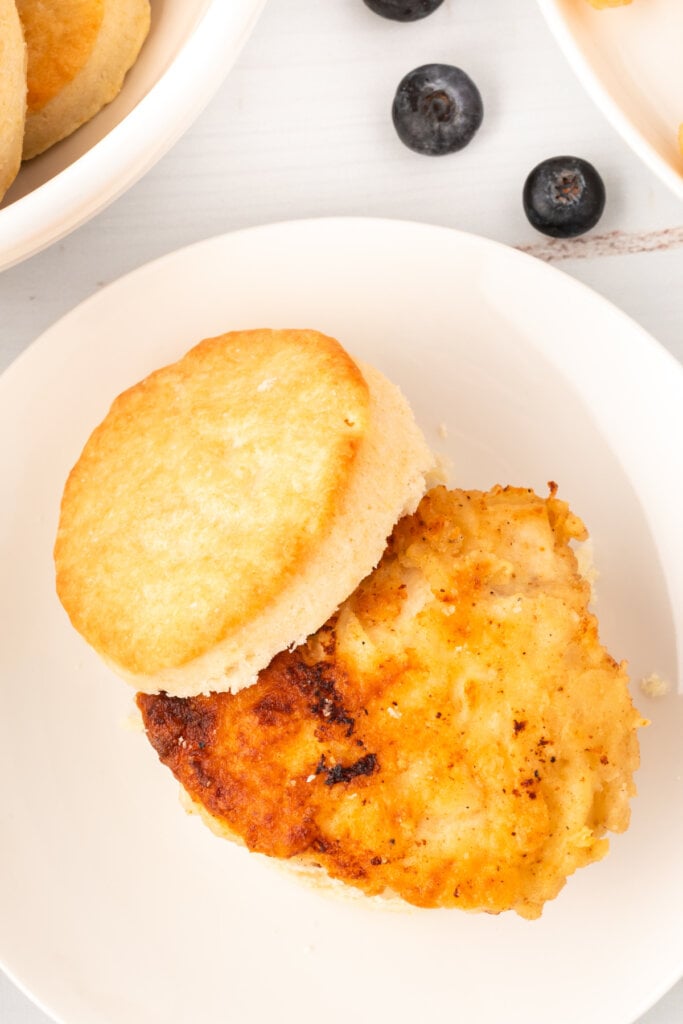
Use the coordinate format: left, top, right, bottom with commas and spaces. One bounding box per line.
1, 0, 681, 1021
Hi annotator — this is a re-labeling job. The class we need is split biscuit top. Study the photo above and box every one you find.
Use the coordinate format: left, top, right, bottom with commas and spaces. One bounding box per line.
55, 329, 434, 697
17, 0, 151, 160
0, 0, 26, 202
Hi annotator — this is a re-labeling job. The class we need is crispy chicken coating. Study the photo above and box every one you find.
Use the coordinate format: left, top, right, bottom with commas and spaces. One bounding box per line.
138, 486, 643, 918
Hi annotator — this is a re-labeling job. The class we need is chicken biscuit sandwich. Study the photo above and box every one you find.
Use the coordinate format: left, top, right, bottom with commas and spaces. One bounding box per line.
55, 327, 644, 918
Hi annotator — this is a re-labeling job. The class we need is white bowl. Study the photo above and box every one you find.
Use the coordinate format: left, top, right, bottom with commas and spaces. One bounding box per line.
0, 0, 266, 272
537, 0, 683, 202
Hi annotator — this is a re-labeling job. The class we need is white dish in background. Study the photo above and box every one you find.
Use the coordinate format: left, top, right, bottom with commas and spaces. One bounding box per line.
1, 218, 682, 1024
537, 0, 683, 201
0, 0, 266, 272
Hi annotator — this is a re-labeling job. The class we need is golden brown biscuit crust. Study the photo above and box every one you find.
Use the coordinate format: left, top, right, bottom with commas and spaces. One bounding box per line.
139, 486, 644, 919
0, 0, 26, 201
55, 329, 370, 678
19, 0, 104, 114
18, 0, 150, 159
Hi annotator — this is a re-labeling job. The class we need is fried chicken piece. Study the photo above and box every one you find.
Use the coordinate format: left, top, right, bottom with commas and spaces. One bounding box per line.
138, 485, 644, 919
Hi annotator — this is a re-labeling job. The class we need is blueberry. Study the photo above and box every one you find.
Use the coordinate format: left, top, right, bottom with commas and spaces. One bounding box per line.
363, 0, 444, 21
392, 64, 483, 156
523, 157, 606, 238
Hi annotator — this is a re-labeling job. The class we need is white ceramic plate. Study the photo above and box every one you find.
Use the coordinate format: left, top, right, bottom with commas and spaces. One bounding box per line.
537, 0, 683, 201
1, 218, 682, 1024
0, 0, 266, 272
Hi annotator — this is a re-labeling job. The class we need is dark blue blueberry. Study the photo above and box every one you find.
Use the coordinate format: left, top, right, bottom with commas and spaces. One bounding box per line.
363, 0, 445, 21
523, 156, 606, 238
392, 64, 483, 156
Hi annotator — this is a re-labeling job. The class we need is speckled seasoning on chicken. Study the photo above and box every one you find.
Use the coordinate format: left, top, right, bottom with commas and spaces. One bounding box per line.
138, 485, 644, 919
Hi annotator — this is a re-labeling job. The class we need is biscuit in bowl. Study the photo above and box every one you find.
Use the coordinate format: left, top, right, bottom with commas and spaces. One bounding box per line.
55, 328, 434, 697
18, 0, 151, 160
0, 0, 26, 201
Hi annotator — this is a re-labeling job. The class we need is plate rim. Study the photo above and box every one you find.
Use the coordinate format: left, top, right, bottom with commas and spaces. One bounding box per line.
536, 0, 683, 202
4, 215, 683, 392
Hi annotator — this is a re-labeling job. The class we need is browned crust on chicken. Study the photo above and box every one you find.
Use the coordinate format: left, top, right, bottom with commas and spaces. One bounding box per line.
138, 485, 643, 918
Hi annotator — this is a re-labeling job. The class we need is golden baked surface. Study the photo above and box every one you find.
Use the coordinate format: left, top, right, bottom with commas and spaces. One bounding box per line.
585, 0, 632, 8
17, 0, 105, 114
138, 485, 643, 919
0, 0, 26, 201
55, 329, 369, 677
19, 0, 150, 159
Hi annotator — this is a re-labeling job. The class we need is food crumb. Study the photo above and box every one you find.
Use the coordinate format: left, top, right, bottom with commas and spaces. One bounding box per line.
425, 451, 453, 488
121, 706, 145, 732
640, 673, 670, 698
386, 705, 402, 719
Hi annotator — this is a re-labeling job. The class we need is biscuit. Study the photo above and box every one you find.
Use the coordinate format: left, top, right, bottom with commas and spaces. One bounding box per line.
18, 0, 150, 160
55, 329, 434, 697
0, 0, 26, 201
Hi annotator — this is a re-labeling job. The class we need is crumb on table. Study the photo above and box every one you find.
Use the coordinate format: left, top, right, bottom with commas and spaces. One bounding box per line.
639, 673, 670, 698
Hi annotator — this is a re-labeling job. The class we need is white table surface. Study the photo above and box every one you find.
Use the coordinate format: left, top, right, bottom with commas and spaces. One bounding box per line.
1, 1, 681, 1021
